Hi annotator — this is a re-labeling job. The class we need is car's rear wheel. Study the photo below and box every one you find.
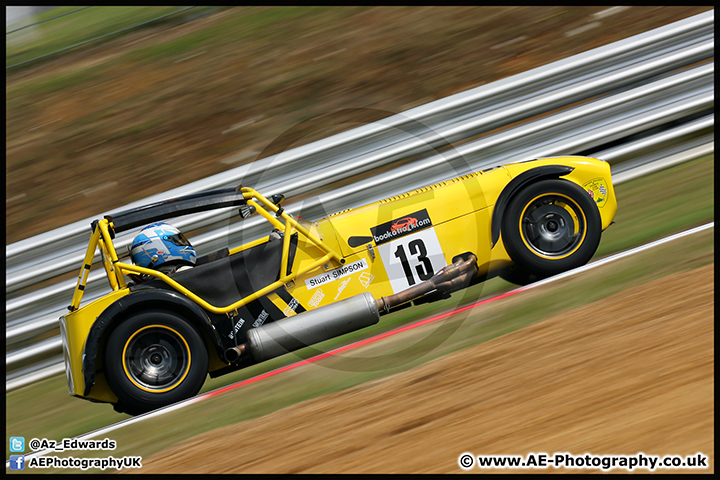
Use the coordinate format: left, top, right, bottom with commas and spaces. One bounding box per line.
104, 310, 208, 415
501, 178, 602, 278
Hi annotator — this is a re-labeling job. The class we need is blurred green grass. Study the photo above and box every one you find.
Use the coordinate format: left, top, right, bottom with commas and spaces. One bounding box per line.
5, 6, 219, 69
125, 7, 359, 64
5, 7, 358, 95
596, 154, 715, 256
5, 154, 713, 467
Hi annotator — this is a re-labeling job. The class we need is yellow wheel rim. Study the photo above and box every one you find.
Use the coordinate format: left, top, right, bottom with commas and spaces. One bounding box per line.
121, 324, 191, 393
518, 192, 587, 260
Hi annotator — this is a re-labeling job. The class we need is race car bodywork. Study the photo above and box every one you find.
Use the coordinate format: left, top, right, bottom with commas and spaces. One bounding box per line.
61, 155, 616, 414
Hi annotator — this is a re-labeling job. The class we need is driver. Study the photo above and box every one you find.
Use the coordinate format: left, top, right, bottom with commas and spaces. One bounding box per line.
128, 222, 196, 280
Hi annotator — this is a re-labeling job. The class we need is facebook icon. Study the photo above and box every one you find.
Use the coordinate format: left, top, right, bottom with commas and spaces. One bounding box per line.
9, 455, 25, 470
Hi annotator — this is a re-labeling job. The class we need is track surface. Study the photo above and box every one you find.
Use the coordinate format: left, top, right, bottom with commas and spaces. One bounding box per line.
138, 263, 714, 473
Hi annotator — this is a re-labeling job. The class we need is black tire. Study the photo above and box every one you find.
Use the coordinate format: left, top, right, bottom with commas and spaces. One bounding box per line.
501, 178, 602, 277
104, 310, 208, 415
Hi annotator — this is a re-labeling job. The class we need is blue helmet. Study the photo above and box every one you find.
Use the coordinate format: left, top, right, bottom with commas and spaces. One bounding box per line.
129, 222, 196, 269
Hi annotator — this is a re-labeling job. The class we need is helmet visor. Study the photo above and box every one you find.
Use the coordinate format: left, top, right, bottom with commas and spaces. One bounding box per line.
166, 232, 192, 247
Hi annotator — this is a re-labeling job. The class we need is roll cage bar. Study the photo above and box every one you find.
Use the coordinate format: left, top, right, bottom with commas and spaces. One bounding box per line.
69, 186, 344, 315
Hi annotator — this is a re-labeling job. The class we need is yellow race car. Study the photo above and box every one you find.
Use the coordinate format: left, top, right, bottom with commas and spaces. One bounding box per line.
61, 156, 616, 414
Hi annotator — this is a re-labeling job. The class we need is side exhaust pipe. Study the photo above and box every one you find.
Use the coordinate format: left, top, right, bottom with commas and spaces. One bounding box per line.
376, 253, 477, 312
228, 292, 380, 363
224, 344, 246, 363
226, 253, 477, 363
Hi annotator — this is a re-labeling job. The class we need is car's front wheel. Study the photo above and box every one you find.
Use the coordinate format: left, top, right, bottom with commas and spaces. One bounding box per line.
104, 310, 208, 415
501, 178, 602, 278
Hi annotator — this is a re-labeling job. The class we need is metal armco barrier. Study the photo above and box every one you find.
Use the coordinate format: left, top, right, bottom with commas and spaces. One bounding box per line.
6, 10, 715, 390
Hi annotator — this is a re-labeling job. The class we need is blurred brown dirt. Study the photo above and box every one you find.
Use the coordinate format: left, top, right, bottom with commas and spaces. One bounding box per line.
5, 6, 712, 244
139, 263, 714, 474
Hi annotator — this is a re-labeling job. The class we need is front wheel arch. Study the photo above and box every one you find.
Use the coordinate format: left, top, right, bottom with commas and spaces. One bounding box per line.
491, 165, 575, 248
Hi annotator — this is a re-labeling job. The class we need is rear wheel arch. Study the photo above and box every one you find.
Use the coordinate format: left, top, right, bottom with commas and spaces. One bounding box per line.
103, 309, 209, 415
82, 289, 224, 397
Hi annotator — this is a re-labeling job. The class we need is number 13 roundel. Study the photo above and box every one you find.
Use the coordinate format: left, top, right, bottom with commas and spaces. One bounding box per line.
376, 228, 446, 294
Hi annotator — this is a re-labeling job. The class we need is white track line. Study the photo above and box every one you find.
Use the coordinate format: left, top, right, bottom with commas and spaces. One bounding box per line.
7, 221, 714, 467
531, 222, 714, 289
